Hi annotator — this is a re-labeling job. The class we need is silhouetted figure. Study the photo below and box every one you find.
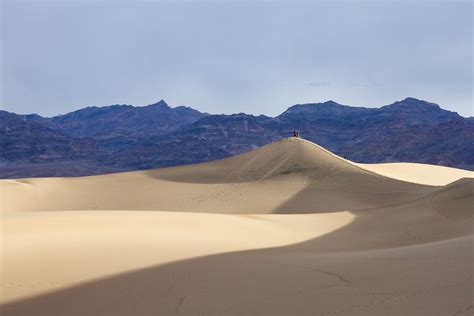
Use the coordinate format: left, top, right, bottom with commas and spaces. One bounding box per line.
293, 130, 297, 137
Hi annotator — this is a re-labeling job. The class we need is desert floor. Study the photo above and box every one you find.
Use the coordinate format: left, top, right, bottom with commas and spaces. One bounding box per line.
1, 138, 473, 315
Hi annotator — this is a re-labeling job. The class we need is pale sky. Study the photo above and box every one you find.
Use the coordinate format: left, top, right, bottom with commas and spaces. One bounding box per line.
1, 0, 472, 117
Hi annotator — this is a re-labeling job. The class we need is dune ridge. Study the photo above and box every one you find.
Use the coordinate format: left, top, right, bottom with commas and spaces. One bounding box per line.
1, 138, 473, 315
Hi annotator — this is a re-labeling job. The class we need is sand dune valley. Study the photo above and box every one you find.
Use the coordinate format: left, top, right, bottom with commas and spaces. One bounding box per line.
1, 137, 473, 316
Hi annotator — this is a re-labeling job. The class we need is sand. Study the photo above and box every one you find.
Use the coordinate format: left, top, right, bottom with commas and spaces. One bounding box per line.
357, 162, 474, 186
1, 138, 473, 315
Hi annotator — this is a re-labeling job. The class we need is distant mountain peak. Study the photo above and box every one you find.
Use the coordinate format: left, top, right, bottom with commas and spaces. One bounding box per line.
322, 100, 343, 106
387, 97, 441, 110
146, 99, 169, 109
296, 100, 344, 107
402, 97, 424, 102
279, 100, 352, 117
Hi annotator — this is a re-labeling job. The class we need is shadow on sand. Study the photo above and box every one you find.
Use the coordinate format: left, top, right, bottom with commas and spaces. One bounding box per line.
2, 179, 472, 316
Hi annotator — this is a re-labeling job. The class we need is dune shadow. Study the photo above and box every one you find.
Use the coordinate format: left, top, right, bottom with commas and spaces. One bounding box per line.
273, 166, 435, 214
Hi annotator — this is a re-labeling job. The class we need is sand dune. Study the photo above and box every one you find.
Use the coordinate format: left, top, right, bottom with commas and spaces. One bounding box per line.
1, 138, 473, 315
1, 138, 453, 214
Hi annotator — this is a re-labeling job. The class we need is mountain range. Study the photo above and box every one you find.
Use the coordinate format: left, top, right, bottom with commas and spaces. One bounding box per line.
1, 97, 473, 178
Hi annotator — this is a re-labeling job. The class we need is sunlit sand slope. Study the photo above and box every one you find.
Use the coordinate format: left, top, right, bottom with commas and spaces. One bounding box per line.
1, 138, 472, 316
357, 162, 474, 185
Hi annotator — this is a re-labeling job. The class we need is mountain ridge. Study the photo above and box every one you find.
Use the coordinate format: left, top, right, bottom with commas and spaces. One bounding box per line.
13, 97, 468, 119
1, 97, 472, 178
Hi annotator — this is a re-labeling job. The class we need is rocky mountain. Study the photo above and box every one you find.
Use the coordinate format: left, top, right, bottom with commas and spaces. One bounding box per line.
0, 110, 98, 164
1, 97, 473, 178
21, 100, 208, 151
275, 98, 473, 168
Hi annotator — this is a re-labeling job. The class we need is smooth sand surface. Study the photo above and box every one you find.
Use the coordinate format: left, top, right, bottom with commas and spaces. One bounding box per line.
357, 162, 474, 186
1, 138, 473, 315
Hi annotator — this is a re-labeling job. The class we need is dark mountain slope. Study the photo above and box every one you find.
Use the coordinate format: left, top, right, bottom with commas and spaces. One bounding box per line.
21, 100, 208, 151
47, 100, 206, 137
274, 98, 473, 167
1, 97, 472, 178
0, 111, 98, 164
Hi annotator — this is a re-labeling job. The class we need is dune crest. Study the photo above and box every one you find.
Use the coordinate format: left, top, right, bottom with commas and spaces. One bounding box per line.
160, 137, 356, 183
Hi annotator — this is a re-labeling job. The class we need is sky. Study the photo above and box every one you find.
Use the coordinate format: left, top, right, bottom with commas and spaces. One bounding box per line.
1, 0, 472, 117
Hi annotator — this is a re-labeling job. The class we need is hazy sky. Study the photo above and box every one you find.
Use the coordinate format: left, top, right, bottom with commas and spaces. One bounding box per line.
1, 0, 472, 117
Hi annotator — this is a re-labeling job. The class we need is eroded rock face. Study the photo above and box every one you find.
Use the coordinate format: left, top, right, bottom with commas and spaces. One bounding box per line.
0, 111, 98, 164
1, 97, 473, 178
